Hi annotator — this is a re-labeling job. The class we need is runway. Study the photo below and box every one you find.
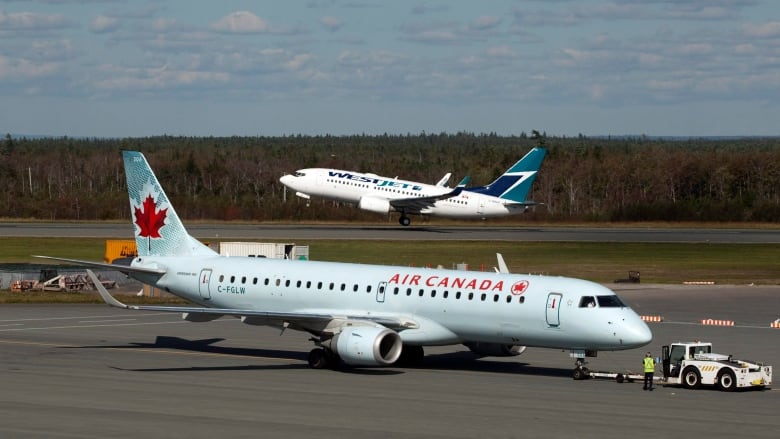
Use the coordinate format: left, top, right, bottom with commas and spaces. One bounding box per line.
1, 286, 777, 439
2, 222, 780, 243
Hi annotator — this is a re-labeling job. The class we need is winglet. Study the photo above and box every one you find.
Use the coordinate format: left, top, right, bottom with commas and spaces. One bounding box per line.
86, 269, 131, 309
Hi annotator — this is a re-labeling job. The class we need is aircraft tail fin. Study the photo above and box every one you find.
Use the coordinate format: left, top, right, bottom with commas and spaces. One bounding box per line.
466, 147, 546, 203
123, 151, 216, 257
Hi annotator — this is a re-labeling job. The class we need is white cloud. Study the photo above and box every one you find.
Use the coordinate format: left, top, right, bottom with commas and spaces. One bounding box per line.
152, 18, 177, 32
0, 10, 72, 30
485, 46, 515, 58
471, 16, 501, 31
94, 64, 230, 92
320, 16, 343, 32
743, 21, 780, 38
90, 15, 119, 33
211, 11, 269, 33
0, 55, 59, 79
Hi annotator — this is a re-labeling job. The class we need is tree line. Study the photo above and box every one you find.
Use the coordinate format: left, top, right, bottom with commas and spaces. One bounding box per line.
2, 133, 779, 223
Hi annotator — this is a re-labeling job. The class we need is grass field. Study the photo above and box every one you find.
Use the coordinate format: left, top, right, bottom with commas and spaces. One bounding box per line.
2, 237, 780, 286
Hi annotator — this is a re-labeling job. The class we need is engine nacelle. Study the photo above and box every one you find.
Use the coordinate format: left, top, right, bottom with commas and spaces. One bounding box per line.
358, 196, 392, 214
333, 326, 403, 366
464, 342, 527, 357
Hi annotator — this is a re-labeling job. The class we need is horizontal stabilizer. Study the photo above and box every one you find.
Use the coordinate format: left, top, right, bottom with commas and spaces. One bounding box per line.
34, 255, 167, 275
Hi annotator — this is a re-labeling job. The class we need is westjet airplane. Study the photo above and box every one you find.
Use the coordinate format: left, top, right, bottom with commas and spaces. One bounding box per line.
37, 151, 651, 376
280, 147, 546, 226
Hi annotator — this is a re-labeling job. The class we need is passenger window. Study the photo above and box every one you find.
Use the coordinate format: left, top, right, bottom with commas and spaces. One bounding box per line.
468, 292, 474, 300
431, 290, 436, 298
219, 275, 224, 282
241, 276, 246, 284
230, 276, 235, 283
579, 296, 596, 308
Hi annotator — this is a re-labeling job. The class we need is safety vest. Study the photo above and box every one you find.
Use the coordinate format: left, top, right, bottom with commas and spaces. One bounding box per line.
643, 357, 655, 373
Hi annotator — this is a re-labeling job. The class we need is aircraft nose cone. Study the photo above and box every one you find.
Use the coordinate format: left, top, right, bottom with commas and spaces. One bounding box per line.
623, 318, 653, 348
280, 174, 293, 185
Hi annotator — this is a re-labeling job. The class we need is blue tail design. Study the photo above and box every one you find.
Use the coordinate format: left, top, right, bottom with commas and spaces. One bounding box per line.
123, 151, 216, 257
466, 147, 546, 203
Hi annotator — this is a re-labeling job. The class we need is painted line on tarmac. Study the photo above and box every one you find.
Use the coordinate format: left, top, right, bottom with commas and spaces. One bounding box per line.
0, 312, 173, 323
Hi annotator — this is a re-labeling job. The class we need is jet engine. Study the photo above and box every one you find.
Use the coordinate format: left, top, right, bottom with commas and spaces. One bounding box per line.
358, 196, 392, 214
332, 326, 403, 366
464, 342, 527, 357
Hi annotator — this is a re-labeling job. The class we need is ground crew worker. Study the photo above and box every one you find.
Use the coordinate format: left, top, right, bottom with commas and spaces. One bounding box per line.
643, 352, 655, 391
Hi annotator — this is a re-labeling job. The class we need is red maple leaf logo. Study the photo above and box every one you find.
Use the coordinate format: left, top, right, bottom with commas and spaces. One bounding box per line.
134, 194, 168, 238
510, 280, 529, 295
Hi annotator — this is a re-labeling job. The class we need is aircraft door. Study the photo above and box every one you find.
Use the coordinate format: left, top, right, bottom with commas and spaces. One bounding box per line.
376, 282, 387, 303
662, 345, 671, 379
199, 269, 212, 300
545, 293, 562, 327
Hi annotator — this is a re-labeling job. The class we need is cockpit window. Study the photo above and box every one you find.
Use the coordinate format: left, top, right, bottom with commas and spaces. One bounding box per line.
579, 296, 597, 308
596, 295, 626, 307
294, 171, 306, 177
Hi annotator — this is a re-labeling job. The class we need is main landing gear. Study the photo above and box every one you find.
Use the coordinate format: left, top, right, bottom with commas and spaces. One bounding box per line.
308, 348, 340, 370
398, 215, 411, 226
572, 358, 590, 380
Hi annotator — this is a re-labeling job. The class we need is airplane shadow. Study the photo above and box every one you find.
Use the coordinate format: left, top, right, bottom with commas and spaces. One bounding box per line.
65, 336, 309, 372
66, 336, 573, 378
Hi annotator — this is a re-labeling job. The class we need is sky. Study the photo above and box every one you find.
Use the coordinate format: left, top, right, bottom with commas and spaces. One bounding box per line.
1, 0, 779, 138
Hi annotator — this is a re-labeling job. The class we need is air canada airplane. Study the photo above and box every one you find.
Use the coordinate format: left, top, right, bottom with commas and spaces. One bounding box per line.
37, 151, 651, 376
280, 147, 546, 226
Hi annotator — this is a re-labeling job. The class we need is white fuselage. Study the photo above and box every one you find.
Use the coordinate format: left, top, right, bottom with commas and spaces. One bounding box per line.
280, 168, 523, 219
137, 255, 652, 351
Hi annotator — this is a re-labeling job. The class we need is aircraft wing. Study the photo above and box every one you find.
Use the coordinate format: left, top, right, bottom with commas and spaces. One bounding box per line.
85, 270, 415, 332
389, 180, 466, 214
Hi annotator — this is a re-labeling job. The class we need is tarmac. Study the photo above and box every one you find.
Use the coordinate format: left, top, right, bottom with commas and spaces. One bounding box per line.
0, 284, 777, 439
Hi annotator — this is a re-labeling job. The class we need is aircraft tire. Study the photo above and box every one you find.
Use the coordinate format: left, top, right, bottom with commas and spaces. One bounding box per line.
395, 345, 424, 367
399, 216, 411, 227
308, 348, 328, 369
572, 367, 589, 380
